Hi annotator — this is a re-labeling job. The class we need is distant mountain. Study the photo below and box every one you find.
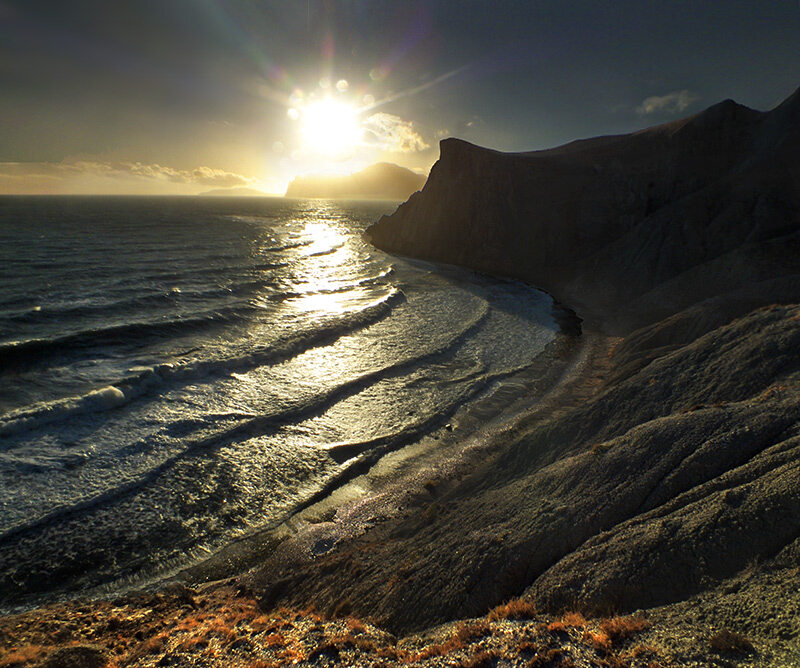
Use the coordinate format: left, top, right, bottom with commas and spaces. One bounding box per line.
285, 163, 426, 200
199, 187, 267, 196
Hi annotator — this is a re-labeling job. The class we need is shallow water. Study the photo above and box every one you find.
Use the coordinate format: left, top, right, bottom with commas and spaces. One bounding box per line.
0, 195, 557, 609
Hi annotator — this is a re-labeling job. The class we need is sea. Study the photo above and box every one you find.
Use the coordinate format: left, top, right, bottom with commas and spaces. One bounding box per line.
0, 195, 558, 611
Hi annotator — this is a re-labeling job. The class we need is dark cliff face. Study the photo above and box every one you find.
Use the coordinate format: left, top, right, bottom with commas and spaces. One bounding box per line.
366, 88, 800, 333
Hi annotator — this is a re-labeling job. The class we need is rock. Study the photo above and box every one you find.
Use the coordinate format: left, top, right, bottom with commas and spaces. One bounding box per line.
161, 581, 196, 607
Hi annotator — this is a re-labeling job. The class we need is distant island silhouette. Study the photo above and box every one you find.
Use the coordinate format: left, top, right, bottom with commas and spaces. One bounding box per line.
199, 187, 267, 196
285, 162, 426, 200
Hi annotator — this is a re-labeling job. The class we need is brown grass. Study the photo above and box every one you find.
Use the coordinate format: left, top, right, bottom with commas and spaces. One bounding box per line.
454, 619, 492, 644
582, 615, 651, 653
621, 643, 660, 660
487, 598, 538, 621
759, 384, 787, 401
409, 620, 491, 662
546, 612, 586, 633
515, 640, 542, 655
0, 644, 47, 667
249, 614, 279, 634
599, 615, 651, 643
345, 617, 367, 634
261, 632, 286, 649
409, 636, 465, 661
709, 629, 754, 653
583, 629, 612, 652
204, 618, 236, 643
139, 633, 168, 654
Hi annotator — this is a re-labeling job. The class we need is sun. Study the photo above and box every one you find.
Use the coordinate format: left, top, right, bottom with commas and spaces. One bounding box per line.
300, 99, 361, 156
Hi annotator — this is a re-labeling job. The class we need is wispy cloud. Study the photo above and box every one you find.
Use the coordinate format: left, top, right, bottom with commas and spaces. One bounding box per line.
362, 113, 430, 153
636, 90, 698, 115
0, 160, 257, 194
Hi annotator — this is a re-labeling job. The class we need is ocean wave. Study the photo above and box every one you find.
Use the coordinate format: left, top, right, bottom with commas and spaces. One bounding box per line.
262, 266, 395, 302
0, 289, 406, 439
0, 306, 249, 373
0, 290, 486, 542
303, 242, 345, 258
0, 281, 276, 327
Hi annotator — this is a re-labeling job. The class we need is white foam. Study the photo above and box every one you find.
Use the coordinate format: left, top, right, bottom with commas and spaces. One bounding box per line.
0, 384, 132, 438
85, 386, 126, 409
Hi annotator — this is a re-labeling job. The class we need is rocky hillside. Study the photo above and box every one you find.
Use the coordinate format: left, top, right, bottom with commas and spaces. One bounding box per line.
366, 88, 800, 333
233, 89, 800, 661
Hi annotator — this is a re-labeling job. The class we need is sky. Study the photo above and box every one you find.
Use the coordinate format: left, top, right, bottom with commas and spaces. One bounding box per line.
1, 0, 799, 195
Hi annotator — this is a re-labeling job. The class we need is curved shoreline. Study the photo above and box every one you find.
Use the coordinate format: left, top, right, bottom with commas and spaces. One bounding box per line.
172, 293, 590, 590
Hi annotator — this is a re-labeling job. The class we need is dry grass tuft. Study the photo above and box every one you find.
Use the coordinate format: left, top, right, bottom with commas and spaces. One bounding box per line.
249, 614, 278, 634
487, 598, 538, 621
454, 619, 492, 644
177, 635, 209, 652
599, 615, 651, 643
547, 612, 586, 633
759, 384, 787, 402
709, 629, 754, 653
409, 620, 491, 662
0, 644, 47, 667
139, 632, 168, 654
345, 616, 367, 634
261, 631, 286, 649
583, 629, 612, 652
582, 615, 651, 654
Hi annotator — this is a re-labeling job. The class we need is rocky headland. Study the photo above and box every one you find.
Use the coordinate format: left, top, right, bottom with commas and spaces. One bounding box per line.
285, 162, 426, 200
367, 87, 800, 333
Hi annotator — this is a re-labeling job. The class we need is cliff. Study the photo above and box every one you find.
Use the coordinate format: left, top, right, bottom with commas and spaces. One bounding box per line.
366, 88, 800, 333
285, 162, 426, 200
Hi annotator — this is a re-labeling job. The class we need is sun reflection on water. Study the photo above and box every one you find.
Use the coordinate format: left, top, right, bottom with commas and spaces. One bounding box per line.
285, 220, 360, 314
299, 221, 345, 258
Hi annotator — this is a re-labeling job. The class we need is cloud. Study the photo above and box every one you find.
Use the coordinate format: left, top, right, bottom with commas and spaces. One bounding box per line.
0, 160, 256, 194
361, 113, 430, 153
636, 90, 698, 115
125, 162, 253, 187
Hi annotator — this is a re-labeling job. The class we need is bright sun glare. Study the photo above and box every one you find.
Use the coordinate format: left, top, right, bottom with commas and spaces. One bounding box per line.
300, 100, 361, 156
